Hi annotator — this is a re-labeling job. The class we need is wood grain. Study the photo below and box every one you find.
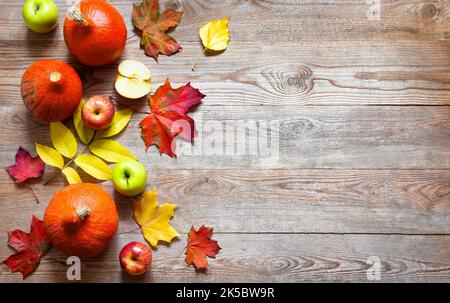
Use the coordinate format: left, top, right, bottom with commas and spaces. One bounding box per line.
0, 169, 448, 234
0, 0, 449, 283
0, 233, 449, 283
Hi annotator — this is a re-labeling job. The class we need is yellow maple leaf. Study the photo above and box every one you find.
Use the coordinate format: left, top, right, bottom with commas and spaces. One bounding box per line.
133, 188, 179, 247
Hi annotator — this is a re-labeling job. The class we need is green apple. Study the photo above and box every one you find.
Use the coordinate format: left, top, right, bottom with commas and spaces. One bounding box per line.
112, 160, 147, 196
22, 0, 59, 33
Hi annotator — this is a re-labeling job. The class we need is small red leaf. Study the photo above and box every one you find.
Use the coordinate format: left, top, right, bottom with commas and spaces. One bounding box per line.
3, 215, 51, 279
140, 79, 205, 157
185, 225, 221, 270
6, 147, 45, 183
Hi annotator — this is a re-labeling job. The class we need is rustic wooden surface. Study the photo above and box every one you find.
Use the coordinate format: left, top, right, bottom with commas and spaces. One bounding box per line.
0, 0, 449, 283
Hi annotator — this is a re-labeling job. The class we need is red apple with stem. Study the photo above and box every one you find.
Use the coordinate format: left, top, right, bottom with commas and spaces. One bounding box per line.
119, 241, 152, 276
82, 96, 115, 130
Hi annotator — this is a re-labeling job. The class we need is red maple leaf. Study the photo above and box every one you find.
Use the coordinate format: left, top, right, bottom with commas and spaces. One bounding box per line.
132, 0, 183, 62
3, 216, 51, 278
140, 79, 205, 157
6, 147, 45, 183
185, 225, 221, 270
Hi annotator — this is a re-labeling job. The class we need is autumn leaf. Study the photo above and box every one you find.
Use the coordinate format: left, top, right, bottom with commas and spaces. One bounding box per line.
199, 17, 230, 51
185, 225, 221, 270
192, 17, 230, 71
61, 167, 81, 185
140, 79, 205, 157
133, 188, 179, 247
3, 215, 51, 278
73, 99, 94, 145
50, 122, 77, 158
132, 0, 183, 61
95, 109, 133, 139
89, 139, 137, 163
6, 147, 45, 183
35, 144, 64, 169
74, 154, 112, 180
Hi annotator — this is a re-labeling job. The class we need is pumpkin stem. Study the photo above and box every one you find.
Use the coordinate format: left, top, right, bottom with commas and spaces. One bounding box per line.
76, 206, 90, 221
68, 5, 89, 26
50, 72, 61, 83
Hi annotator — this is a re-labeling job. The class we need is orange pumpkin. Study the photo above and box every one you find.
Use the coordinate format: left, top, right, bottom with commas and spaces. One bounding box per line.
43, 183, 119, 258
20, 59, 82, 122
63, 0, 127, 66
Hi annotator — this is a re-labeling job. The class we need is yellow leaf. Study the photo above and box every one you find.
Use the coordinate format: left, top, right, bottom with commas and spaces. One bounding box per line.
35, 144, 64, 169
133, 188, 179, 247
199, 17, 230, 51
74, 99, 94, 145
89, 139, 137, 163
50, 122, 78, 158
74, 154, 112, 180
95, 109, 133, 139
62, 167, 82, 185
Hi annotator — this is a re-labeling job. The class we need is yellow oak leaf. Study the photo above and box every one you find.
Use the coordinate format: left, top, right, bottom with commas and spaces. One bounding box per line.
50, 122, 77, 158
35, 144, 64, 169
74, 154, 112, 180
73, 99, 94, 145
199, 17, 229, 51
61, 167, 81, 185
133, 188, 179, 247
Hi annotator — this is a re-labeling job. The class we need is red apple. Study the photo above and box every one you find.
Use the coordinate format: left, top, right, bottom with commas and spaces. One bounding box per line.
119, 241, 152, 276
81, 96, 115, 130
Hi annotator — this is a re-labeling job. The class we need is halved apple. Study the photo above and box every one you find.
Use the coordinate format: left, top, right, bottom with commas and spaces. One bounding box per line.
115, 60, 152, 99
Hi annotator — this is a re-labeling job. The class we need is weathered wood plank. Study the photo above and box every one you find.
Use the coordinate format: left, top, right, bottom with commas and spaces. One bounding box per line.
1, 0, 450, 42
0, 169, 448, 234
1, 105, 448, 169
0, 233, 449, 283
3, 39, 450, 106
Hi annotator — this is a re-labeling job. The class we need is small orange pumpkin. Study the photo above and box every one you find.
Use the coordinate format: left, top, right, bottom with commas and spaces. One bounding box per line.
43, 183, 119, 258
63, 0, 127, 66
20, 59, 82, 122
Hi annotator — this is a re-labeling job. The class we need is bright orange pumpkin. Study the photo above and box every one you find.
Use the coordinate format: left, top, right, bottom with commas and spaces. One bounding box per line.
43, 183, 119, 259
63, 0, 127, 66
20, 59, 82, 122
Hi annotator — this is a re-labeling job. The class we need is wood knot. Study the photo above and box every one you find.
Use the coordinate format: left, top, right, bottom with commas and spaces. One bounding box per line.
261, 64, 313, 96
421, 3, 437, 18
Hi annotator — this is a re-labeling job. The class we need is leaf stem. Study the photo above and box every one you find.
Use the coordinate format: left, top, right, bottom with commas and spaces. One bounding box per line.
192, 48, 207, 72
43, 132, 96, 185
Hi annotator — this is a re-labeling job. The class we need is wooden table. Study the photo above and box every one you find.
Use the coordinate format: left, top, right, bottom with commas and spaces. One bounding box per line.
0, 0, 449, 283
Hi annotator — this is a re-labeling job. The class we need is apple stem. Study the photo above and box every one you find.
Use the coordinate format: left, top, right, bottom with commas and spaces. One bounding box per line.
68, 5, 88, 26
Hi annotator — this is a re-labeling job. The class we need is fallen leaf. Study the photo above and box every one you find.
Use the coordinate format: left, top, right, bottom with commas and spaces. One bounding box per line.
133, 188, 179, 247
6, 147, 45, 183
3, 215, 51, 278
199, 17, 230, 51
35, 143, 64, 169
73, 99, 94, 145
95, 109, 133, 139
140, 79, 205, 157
61, 167, 81, 185
74, 154, 112, 180
50, 122, 78, 158
185, 225, 221, 270
89, 139, 137, 163
132, 0, 183, 61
